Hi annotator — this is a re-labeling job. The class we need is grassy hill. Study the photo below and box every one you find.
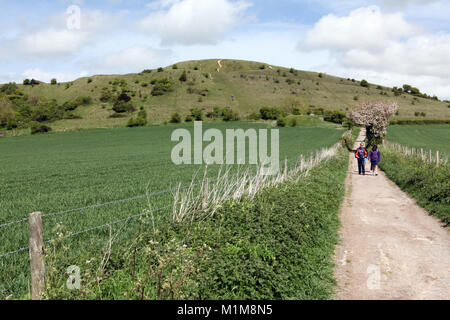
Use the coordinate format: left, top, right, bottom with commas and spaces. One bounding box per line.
3, 59, 450, 133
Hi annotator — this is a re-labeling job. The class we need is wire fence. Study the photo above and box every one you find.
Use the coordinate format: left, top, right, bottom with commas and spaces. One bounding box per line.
383, 140, 448, 165
0, 147, 338, 260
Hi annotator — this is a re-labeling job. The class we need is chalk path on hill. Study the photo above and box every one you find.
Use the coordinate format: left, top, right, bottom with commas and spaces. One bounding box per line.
334, 129, 450, 300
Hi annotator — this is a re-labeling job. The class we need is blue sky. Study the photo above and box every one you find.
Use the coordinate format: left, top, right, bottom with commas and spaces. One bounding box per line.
1, 0, 450, 99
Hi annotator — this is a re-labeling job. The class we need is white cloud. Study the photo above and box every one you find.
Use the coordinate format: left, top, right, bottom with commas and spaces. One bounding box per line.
301, 6, 419, 52
299, 5, 450, 99
139, 0, 251, 45
22, 68, 89, 83
379, 0, 440, 9
101, 46, 173, 73
18, 29, 89, 57
8, 9, 125, 59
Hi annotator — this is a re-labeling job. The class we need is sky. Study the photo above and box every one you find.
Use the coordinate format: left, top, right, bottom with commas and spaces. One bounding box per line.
1, 0, 450, 99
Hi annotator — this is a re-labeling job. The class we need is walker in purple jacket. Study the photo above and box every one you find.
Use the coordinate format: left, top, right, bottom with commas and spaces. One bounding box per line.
369, 145, 381, 175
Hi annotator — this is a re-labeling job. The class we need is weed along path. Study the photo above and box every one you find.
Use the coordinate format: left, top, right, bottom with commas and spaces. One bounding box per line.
334, 129, 450, 300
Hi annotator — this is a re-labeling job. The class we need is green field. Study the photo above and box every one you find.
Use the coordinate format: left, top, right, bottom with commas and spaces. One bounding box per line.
0, 122, 344, 298
386, 125, 450, 156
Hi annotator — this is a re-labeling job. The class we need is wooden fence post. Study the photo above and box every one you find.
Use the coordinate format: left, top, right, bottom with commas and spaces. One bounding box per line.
29, 212, 45, 300
202, 178, 209, 210
429, 150, 432, 163
436, 151, 440, 168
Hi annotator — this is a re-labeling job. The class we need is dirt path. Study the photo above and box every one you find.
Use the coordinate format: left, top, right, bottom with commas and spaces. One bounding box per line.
217, 59, 223, 72
334, 129, 450, 300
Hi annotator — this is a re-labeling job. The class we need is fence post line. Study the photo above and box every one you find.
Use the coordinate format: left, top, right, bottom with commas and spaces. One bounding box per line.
202, 178, 209, 210
29, 212, 45, 300
436, 151, 440, 168
429, 150, 432, 163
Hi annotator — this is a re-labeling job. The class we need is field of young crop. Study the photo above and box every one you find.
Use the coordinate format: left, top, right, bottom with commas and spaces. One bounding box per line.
0, 122, 344, 298
386, 125, 450, 155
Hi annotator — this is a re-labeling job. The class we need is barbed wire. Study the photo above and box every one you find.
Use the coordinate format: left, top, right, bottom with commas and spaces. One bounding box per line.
0, 142, 343, 260
0, 156, 302, 229
0, 205, 172, 260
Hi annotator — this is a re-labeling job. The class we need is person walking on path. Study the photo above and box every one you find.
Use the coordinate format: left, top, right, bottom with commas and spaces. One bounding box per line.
369, 145, 381, 176
355, 142, 368, 175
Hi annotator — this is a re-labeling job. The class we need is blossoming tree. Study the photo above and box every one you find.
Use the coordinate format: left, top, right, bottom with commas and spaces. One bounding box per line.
348, 101, 399, 146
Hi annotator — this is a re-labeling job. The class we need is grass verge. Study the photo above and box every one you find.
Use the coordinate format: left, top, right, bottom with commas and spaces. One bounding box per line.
42, 147, 350, 300
379, 147, 450, 226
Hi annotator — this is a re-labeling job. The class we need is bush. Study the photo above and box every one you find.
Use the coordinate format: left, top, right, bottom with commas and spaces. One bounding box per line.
113, 100, 135, 113
30, 122, 52, 134
50, 79, 57, 85
170, 113, 182, 123
127, 117, 147, 127
190, 108, 203, 121
172, 64, 178, 70
100, 89, 113, 102
127, 110, 148, 127
222, 108, 239, 121
360, 80, 369, 88
185, 115, 193, 122
151, 78, 172, 96
260, 107, 282, 120
179, 71, 187, 82
324, 110, 346, 124
75, 96, 93, 106
23, 79, 30, 86
276, 117, 286, 127
248, 112, 261, 120
62, 101, 78, 111
1, 83, 18, 95
289, 117, 297, 127
87, 78, 93, 83
157, 67, 164, 72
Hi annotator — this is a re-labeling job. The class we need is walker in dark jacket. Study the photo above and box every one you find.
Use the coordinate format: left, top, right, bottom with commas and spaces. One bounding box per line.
355, 145, 368, 175
369, 146, 381, 176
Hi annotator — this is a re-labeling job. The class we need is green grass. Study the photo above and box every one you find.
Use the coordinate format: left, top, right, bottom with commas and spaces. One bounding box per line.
379, 148, 449, 226
4, 59, 449, 136
42, 145, 350, 300
386, 125, 450, 156
0, 122, 344, 299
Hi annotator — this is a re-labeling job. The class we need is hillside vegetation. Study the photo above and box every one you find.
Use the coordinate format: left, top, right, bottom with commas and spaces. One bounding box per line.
1, 59, 450, 134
